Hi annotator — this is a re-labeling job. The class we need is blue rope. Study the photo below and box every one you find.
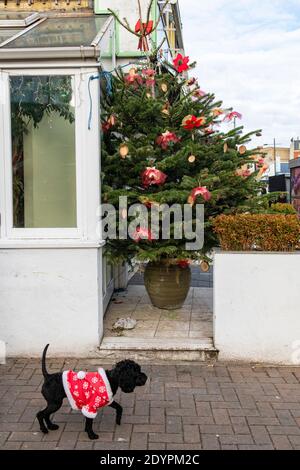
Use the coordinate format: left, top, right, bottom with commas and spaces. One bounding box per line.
88, 74, 99, 130
87, 63, 134, 130
100, 71, 113, 97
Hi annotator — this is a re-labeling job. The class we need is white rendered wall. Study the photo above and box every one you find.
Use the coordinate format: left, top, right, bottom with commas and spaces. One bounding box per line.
0, 247, 104, 357
96, 0, 156, 54
214, 252, 300, 364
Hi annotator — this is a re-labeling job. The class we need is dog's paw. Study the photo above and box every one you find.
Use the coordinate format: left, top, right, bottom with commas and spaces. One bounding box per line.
48, 423, 59, 431
88, 433, 99, 440
116, 418, 122, 426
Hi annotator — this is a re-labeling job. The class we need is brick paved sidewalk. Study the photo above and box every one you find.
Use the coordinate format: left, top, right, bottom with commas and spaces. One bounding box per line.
1, 359, 300, 450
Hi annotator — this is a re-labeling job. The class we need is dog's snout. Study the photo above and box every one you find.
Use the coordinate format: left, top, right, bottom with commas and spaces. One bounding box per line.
137, 372, 147, 386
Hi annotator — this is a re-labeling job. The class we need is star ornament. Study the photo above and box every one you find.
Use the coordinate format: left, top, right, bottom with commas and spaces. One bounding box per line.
173, 53, 190, 73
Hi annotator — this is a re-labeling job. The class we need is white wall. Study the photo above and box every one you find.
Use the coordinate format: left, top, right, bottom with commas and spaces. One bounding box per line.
214, 252, 300, 364
96, 0, 156, 54
0, 247, 104, 357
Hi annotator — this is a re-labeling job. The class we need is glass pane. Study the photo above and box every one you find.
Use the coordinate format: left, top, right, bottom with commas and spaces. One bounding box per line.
0, 28, 20, 45
10, 75, 77, 228
6, 17, 109, 48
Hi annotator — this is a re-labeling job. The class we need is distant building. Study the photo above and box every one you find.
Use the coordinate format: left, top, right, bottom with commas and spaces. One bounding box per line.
290, 138, 300, 160
262, 146, 290, 177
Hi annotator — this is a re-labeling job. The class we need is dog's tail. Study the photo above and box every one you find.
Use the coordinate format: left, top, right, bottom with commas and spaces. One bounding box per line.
42, 344, 50, 378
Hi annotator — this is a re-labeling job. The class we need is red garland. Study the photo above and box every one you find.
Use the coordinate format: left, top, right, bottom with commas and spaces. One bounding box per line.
141, 167, 167, 188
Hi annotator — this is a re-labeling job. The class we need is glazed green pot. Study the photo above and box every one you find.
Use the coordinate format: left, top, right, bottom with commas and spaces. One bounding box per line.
144, 263, 191, 310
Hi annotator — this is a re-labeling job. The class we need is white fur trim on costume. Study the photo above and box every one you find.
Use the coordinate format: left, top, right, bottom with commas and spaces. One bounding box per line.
81, 406, 97, 419
77, 371, 86, 380
62, 371, 79, 411
98, 368, 114, 405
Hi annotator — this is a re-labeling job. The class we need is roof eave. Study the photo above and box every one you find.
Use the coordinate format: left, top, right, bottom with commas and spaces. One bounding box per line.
0, 45, 100, 61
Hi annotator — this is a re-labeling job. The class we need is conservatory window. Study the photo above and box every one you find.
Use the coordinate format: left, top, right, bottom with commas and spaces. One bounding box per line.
10, 75, 77, 229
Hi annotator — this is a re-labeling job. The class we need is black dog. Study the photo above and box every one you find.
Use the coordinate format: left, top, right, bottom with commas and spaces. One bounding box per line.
37, 344, 147, 440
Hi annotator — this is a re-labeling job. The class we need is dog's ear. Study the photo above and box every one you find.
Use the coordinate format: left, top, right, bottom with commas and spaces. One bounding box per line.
114, 360, 135, 374
118, 372, 136, 393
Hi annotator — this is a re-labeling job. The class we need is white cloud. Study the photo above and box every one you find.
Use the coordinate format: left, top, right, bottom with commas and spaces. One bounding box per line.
180, 0, 300, 146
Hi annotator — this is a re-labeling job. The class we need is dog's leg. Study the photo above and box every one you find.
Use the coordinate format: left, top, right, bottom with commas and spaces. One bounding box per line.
109, 401, 123, 426
85, 418, 99, 440
37, 401, 62, 433
44, 400, 62, 431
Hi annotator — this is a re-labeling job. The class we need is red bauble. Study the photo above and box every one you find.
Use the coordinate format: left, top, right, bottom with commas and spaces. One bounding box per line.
142, 68, 156, 87
124, 72, 143, 87
177, 260, 190, 269
132, 227, 154, 243
141, 167, 167, 188
188, 187, 212, 205
156, 130, 180, 149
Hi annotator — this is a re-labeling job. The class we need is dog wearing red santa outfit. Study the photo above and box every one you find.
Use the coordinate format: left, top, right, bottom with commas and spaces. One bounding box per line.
36, 344, 147, 440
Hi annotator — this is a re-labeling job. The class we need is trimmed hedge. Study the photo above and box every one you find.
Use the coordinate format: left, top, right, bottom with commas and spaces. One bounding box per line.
270, 203, 297, 215
213, 214, 300, 251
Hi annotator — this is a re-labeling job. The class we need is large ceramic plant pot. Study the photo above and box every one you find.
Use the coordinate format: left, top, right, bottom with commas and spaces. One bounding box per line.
144, 263, 191, 310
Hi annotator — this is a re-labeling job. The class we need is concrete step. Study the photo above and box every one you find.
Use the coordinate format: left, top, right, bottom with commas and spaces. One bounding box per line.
96, 337, 218, 362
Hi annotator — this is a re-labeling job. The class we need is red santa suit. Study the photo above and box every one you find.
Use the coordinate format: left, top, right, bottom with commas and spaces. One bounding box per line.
62, 368, 113, 419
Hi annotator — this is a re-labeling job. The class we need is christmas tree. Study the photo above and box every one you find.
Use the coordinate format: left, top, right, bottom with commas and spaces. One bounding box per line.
101, 53, 269, 266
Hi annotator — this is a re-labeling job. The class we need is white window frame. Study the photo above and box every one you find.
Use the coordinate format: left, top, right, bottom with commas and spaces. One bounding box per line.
0, 68, 88, 240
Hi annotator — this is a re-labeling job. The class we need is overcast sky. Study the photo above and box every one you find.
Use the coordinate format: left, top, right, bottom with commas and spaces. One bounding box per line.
180, 0, 300, 147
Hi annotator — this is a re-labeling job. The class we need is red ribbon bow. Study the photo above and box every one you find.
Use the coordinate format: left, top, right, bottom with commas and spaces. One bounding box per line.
135, 19, 154, 51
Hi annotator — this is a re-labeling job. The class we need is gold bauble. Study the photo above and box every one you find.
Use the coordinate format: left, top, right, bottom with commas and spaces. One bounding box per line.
108, 115, 116, 126
188, 155, 196, 163
129, 67, 137, 76
224, 142, 228, 153
161, 83, 168, 92
238, 145, 247, 155
162, 103, 170, 116
119, 144, 129, 159
200, 261, 210, 273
